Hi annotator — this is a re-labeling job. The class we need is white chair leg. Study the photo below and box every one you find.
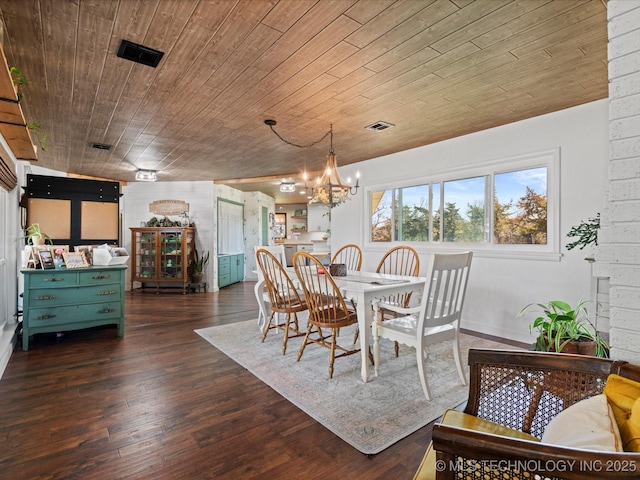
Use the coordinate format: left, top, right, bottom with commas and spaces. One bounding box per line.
453, 329, 467, 385
255, 280, 267, 329
373, 328, 380, 377
417, 347, 432, 401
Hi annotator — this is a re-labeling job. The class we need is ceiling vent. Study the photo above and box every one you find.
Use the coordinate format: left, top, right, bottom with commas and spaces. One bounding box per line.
90, 142, 113, 151
117, 39, 164, 68
365, 121, 395, 132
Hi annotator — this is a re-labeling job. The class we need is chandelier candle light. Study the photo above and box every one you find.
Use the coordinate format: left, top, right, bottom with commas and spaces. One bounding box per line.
265, 119, 359, 208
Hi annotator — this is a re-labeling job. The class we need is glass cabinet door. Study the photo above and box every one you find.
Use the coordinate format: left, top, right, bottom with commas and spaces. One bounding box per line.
184, 229, 194, 273
160, 230, 182, 279
135, 230, 158, 279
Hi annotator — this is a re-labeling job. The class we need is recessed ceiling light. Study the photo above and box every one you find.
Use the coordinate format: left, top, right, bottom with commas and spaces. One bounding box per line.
280, 182, 295, 193
135, 169, 157, 182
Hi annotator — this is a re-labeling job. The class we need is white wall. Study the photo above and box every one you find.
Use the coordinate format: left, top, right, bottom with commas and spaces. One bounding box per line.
331, 99, 609, 345
122, 181, 215, 289
599, 0, 640, 363
243, 190, 275, 281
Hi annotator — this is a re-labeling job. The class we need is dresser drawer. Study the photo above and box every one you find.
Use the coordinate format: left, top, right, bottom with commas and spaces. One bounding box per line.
79, 269, 122, 285
27, 271, 78, 288
27, 284, 122, 307
219, 273, 231, 286
28, 301, 122, 327
218, 262, 231, 275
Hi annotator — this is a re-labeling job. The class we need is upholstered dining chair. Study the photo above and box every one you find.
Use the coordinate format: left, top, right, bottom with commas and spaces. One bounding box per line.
293, 251, 360, 379
255, 248, 307, 355
372, 251, 473, 401
254, 245, 286, 330
331, 243, 362, 271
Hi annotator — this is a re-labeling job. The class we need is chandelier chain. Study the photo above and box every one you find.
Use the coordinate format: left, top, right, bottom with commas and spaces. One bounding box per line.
267, 122, 332, 149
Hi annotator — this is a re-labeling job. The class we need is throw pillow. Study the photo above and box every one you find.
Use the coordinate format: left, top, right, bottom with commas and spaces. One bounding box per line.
541, 394, 622, 452
604, 373, 640, 452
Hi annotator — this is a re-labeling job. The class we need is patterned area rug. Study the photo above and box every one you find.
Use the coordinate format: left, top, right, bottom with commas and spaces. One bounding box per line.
195, 317, 516, 455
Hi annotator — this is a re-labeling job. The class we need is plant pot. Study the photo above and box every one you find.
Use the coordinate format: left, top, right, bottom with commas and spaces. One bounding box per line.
192, 273, 204, 284
577, 341, 597, 356
542, 337, 597, 356
31, 234, 44, 246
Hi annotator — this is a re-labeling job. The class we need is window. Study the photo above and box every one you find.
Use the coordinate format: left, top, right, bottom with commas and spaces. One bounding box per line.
368, 149, 557, 254
442, 176, 486, 243
395, 184, 429, 241
371, 189, 393, 242
494, 168, 547, 245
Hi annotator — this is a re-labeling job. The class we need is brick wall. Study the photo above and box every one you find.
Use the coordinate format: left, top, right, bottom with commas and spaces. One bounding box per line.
600, 0, 640, 362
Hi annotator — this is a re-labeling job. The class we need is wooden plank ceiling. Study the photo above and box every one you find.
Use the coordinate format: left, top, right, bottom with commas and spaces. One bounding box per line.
0, 0, 608, 204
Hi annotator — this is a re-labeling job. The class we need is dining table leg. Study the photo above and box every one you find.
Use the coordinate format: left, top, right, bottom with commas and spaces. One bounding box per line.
355, 291, 371, 383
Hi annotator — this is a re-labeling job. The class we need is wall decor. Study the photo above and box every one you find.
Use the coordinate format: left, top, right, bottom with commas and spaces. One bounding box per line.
149, 199, 189, 216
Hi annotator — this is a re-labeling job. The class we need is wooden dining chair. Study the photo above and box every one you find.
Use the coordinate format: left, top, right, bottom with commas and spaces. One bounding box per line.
331, 243, 362, 271
376, 245, 420, 277
372, 251, 473, 400
293, 251, 360, 379
255, 248, 307, 355
254, 245, 286, 330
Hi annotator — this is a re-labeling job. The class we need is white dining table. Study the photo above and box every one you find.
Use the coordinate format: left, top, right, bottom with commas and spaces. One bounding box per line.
254, 268, 426, 383
332, 271, 426, 383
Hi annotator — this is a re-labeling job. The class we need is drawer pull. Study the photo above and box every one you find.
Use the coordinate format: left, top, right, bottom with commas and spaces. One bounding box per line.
98, 290, 116, 296
43, 277, 64, 282
36, 314, 56, 320
35, 295, 57, 301
92, 275, 111, 280
97, 308, 115, 314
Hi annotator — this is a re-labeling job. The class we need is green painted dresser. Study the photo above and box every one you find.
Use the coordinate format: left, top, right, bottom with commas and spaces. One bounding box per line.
20, 265, 127, 350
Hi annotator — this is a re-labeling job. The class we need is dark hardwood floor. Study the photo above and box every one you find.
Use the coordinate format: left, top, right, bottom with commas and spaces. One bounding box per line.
0, 281, 436, 480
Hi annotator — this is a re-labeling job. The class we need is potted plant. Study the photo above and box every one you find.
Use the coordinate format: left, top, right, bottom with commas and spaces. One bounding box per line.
518, 300, 609, 358
566, 213, 600, 252
193, 249, 210, 284
18, 223, 51, 245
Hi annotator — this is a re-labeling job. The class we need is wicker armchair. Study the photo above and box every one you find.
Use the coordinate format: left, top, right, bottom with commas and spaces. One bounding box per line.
415, 349, 640, 480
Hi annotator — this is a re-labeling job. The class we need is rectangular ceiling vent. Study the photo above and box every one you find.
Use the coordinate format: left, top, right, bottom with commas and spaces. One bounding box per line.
365, 121, 395, 132
117, 39, 164, 68
90, 142, 113, 151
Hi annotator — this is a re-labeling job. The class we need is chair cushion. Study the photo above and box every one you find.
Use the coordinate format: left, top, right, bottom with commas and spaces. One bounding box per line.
413, 409, 539, 480
604, 373, 640, 452
541, 394, 623, 452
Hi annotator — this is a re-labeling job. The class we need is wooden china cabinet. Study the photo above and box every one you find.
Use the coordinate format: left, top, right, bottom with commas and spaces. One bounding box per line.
130, 227, 195, 294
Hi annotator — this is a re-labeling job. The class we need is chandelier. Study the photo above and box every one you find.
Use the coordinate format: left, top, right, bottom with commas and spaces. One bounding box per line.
264, 120, 359, 208
309, 124, 359, 208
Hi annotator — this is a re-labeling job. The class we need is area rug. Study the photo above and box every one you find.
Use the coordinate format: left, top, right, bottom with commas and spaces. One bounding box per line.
195, 317, 517, 455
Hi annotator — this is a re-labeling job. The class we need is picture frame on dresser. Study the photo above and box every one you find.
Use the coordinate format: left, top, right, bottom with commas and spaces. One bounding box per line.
63, 251, 89, 268
37, 249, 55, 269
